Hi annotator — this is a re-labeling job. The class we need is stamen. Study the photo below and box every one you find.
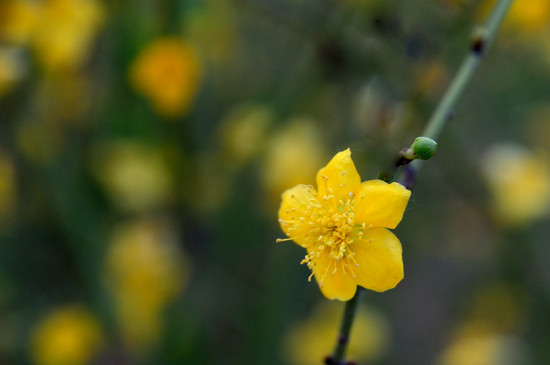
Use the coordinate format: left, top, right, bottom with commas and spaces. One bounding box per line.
276, 237, 298, 243
321, 258, 335, 283
287, 186, 361, 284
345, 254, 357, 278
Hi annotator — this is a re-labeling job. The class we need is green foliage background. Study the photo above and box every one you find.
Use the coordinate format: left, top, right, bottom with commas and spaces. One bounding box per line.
1, 0, 550, 364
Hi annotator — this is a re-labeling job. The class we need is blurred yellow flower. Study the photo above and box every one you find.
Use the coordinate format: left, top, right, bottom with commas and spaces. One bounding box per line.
482, 143, 550, 227
479, 0, 550, 34
0, 47, 25, 96
0, 0, 38, 45
262, 118, 326, 200
94, 141, 175, 212
129, 37, 202, 118
31, 0, 105, 73
30, 306, 102, 365
437, 323, 531, 365
283, 302, 390, 365
219, 103, 273, 169
278, 149, 411, 300
0, 153, 16, 220
506, 0, 550, 33
1, 0, 104, 72
105, 218, 189, 350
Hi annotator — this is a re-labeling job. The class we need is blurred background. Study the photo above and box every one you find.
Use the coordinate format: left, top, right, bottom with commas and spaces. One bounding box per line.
1, 0, 550, 364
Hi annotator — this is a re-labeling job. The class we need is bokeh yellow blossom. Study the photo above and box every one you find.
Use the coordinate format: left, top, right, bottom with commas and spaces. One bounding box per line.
104, 218, 189, 351
0, 0, 104, 72
218, 103, 273, 170
0, 47, 25, 96
0, 0, 38, 45
284, 301, 390, 365
30, 305, 103, 365
478, 0, 550, 35
129, 37, 202, 118
262, 117, 326, 201
481, 143, 550, 227
30, 0, 105, 73
93, 141, 175, 212
278, 149, 411, 300
437, 323, 531, 365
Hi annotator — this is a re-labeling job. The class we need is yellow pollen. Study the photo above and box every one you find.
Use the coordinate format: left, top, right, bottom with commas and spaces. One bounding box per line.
296, 195, 366, 279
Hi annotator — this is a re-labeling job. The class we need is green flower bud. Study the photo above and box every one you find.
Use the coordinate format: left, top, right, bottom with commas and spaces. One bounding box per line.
410, 136, 437, 160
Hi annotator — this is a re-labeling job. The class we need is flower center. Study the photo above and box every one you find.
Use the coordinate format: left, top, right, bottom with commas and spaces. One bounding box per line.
300, 191, 365, 282
277, 184, 367, 284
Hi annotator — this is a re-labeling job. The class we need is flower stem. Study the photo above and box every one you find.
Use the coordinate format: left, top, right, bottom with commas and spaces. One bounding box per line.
399, 0, 514, 187
330, 1, 514, 363
327, 288, 364, 365
422, 0, 514, 141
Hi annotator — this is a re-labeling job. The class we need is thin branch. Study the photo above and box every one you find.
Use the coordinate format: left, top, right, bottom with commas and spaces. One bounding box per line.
326, 288, 364, 365
330, 0, 514, 363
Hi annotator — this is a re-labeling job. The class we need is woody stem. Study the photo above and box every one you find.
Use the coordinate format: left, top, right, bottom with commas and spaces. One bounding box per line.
379, 0, 514, 184
406, 0, 514, 179
423, 0, 514, 140
328, 288, 364, 365
330, 0, 514, 363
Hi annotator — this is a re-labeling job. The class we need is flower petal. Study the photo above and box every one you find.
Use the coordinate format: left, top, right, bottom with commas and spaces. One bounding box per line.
316, 149, 361, 204
351, 228, 404, 292
278, 184, 318, 247
353, 180, 411, 229
310, 250, 357, 301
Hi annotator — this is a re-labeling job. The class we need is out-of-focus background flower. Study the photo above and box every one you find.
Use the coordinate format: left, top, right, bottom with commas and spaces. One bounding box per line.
1, 0, 550, 364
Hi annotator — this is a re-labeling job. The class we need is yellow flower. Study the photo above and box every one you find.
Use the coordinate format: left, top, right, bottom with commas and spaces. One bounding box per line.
263, 117, 326, 201
283, 301, 390, 365
506, 0, 550, 33
478, 0, 550, 35
0, 47, 25, 96
218, 103, 273, 170
30, 306, 102, 365
104, 218, 189, 350
129, 37, 202, 118
278, 149, 411, 300
93, 141, 175, 212
1, 0, 104, 72
482, 143, 550, 227
437, 322, 531, 365
0, 0, 38, 45
31, 0, 105, 73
